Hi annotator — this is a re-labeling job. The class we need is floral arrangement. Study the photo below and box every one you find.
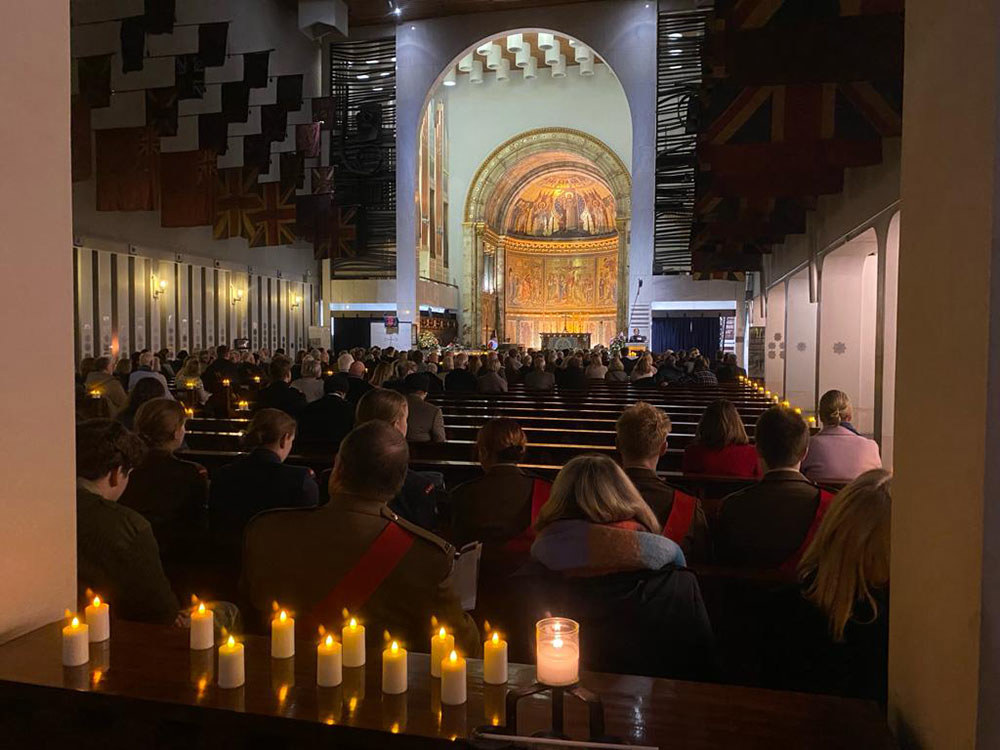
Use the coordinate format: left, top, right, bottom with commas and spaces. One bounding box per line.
417, 329, 440, 351
608, 331, 627, 358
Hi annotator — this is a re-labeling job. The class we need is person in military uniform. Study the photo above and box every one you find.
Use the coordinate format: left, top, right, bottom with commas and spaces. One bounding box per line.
209, 408, 318, 571
241, 421, 480, 655
255, 357, 307, 418
296, 372, 355, 449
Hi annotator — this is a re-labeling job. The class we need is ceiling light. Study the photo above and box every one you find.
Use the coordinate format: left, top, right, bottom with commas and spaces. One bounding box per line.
669, 32, 683, 39
469, 60, 483, 84
551, 53, 566, 79
457, 53, 474, 72
544, 39, 561, 66
443, 68, 456, 87
537, 32, 555, 51
506, 33, 524, 53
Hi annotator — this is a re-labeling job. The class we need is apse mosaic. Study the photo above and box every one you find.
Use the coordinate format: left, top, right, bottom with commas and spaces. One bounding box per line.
503, 172, 617, 239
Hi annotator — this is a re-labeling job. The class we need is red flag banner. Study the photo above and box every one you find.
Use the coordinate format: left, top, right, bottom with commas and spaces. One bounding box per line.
247, 182, 298, 248
214, 166, 262, 240
95, 126, 159, 211
71, 96, 92, 183
316, 205, 360, 259
296, 123, 321, 158
161, 149, 216, 227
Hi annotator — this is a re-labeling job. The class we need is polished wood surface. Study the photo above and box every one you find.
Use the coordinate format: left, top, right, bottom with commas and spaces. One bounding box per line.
0, 621, 892, 748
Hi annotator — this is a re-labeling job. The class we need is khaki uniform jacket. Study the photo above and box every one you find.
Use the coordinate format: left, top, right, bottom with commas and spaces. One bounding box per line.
241, 492, 480, 656
405, 395, 447, 443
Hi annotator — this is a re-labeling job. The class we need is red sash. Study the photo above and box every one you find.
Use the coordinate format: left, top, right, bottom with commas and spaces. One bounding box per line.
779, 489, 835, 574
307, 521, 415, 629
503, 479, 552, 554
663, 490, 698, 544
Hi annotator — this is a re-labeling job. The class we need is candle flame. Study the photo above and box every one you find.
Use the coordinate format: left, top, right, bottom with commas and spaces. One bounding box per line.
391, 722, 400, 734
491, 632, 500, 644
93, 596, 101, 607
448, 650, 457, 663
391, 641, 399, 653
349, 617, 358, 629
553, 637, 564, 649
438, 627, 446, 639
279, 610, 287, 622
325, 634, 334, 647
492, 715, 500, 726
227, 635, 235, 647
71, 616, 80, 628
198, 602, 206, 614
278, 685, 288, 703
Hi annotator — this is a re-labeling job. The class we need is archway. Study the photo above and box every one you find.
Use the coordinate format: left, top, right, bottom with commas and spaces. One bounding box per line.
463, 127, 631, 346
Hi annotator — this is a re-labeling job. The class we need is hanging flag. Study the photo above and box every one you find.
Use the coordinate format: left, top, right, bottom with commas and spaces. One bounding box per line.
295, 193, 330, 243
221, 81, 250, 123
161, 149, 216, 227
244, 51, 270, 88
247, 182, 298, 248
280, 152, 305, 192
296, 122, 321, 158
199, 22, 229, 67
243, 134, 271, 172
311, 96, 336, 131
146, 86, 179, 137
261, 104, 288, 145
71, 96, 92, 183
276, 75, 303, 111
143, 0, 175, 34
198, 112, 229, 155
95, 126, 159, 211
175, 54, 205, 99
317, 205, 362, 259
214, 166, 262, 240
78, 55, 112, 109
311, 166, 335, 195
120, 16, 146, 73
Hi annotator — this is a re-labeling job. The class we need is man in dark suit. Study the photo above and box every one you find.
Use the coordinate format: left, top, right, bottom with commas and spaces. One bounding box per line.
202, 345, 240, 393
346, 360, 374, 404
714, 406, 823, 567
256, 357, 307, 418
297, 373, 355, 449
445, 353, 478, 392
524, 356, 556, 392
615, 402, 711, 562
404, 373, 446, 443
556, 356, 588, 389
241, 422, 480, 654
75, 419, 180, 625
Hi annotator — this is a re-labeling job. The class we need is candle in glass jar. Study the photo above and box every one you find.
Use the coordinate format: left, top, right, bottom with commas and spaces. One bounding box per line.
536, 617, 580, 687
271, 609, 295, 659
382, 640, 408, 694
62, 616, 89, 667
218, 635, 245, 688
84, 595, 110, 642
317, 634, 342, 687
483, 631, 508, 684
429, 626, 454, 678
342, 617, 365, 667
440, 650, 466, 705
190, 602, 214, 650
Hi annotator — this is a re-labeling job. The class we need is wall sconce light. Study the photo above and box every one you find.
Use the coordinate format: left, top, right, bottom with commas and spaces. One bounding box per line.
151, 276, 168, 300
291, 294, 302, 310
231, 288, 245, 306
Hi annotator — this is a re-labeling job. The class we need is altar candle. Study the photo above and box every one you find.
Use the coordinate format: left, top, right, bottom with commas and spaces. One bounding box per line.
536, 617, 580, 687
382, 640, 408, 694
342, 618, 366, 667
271, 609, 295, 659
85, 595, 110, 642
62, 616, 89, 667
429, 626, 454, 678
440, 650, 466, 705
190, 602, 214, 650
483, 631, 508, 685
218, 635, 245, 688
317, 635, 343, 687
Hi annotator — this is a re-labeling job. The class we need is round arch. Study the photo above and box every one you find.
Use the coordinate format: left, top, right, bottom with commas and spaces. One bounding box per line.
461, 127, 632, 344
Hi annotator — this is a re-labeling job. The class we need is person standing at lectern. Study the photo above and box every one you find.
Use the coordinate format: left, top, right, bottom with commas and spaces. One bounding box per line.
628, 327, 648, 343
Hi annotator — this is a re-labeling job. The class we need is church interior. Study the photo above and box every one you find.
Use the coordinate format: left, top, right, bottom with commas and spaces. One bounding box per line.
1, 0, 998, 747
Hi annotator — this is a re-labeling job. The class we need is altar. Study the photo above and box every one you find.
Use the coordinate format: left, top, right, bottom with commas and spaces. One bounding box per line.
540, 332, 591, 351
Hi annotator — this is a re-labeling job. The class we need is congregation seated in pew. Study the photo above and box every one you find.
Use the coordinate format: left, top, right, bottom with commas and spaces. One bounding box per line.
255, 357, 307, 418
295, 372, 354, 449
682, 399, 762, 479
801, 389, 883, 484
403, 373, 447, 443
115, 376, 168, 430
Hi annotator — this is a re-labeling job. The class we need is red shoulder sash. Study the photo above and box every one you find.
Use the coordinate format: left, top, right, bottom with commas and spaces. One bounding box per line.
663, 490, 698, 543
503, 478, 551, 555
307, 521, 415, 629
779, 488, 835, 574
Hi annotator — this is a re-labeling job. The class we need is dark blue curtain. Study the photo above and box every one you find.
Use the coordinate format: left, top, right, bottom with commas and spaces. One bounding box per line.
333, 317, 371, 351
652, 317, 720, 357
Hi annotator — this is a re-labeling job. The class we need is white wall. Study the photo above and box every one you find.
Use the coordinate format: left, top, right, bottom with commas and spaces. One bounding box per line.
71, 0, 322, 280
785, 272, 818, 415
0, 1, 77, 641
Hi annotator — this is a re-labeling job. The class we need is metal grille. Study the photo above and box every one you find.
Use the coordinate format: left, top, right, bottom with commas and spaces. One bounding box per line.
329, 37, 397, 278
655, 7, 710, 274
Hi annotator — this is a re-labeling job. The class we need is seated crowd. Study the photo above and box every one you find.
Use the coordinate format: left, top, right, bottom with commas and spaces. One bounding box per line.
72, 342, 888, 706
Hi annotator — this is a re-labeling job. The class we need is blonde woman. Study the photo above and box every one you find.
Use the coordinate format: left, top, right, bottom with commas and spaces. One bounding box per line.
177, 357, 210, 405
604, 357, 629, 382
629, 354, 655, 383
526, 454, 715, 680
765, 469, 891, 704
369, 361, 396, 387
801, 390, 881, 483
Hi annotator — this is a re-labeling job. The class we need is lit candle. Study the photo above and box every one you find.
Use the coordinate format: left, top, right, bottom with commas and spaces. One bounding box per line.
430, 626, 454, 678
483, 631, 508, 685
221, 378, 231, 387
794, 407, 802, 414
62, 615, 89, 667
271, 609, 295, 659
218, 635, 245, 689
536, 617, 580, 687
317, 634, 343, 687
84, 596, 110, 643
190, 602, 214, 650
342, 617, 365, 667
382, 640, 408, 694
440, 650, 466, 705
253, 375, 262, 383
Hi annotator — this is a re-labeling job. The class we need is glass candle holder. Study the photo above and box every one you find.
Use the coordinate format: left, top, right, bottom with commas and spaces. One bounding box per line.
535, 617, 580, 686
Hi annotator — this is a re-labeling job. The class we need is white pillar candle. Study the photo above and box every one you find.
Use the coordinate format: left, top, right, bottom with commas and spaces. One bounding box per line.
342, 618, 365, 667
218, 636, 245, 689
429, 627, 455, 678
317, 635, 343, 687
483, 631, 508, 685
271, 609, 295, 659
440, 650, 466, 705
84, 596, 110, 643
382, 640, 408, 694
190, 602, 214, 650
62, 616, 89, 667
536, 617, 580, 686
